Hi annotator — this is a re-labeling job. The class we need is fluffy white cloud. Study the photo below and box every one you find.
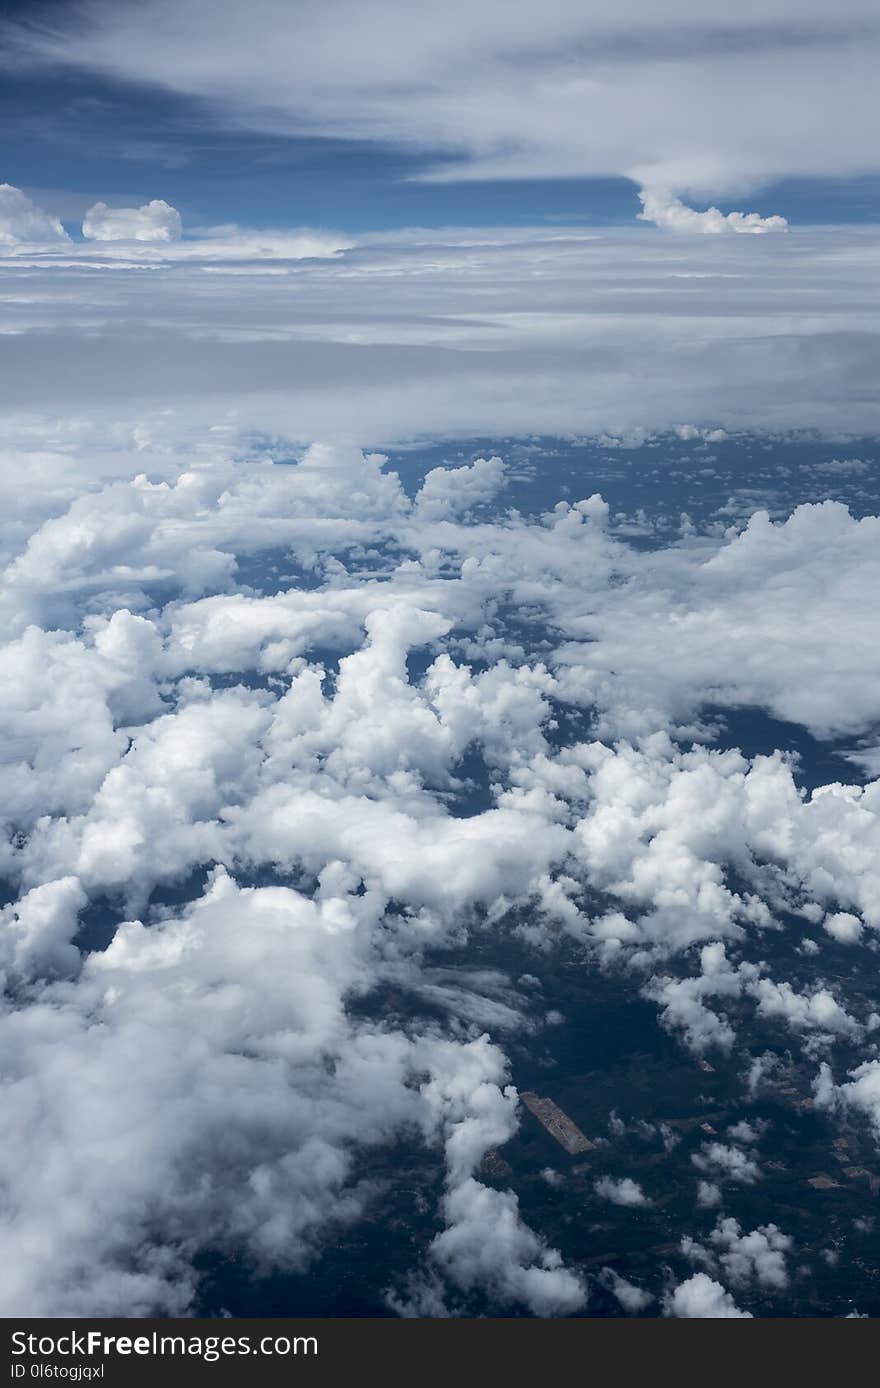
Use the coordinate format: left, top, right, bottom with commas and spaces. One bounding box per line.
429, 1180, 586, 1316
0, 184, 69, 245
824, 911, 863, 945
0, 870, 583, 1316
556, 503, 880, 740
0, 877, 86, 986
637, 188, 788, 234
682, 1217, 792, 1290
1, 872, 380, 1313
816, 1059, 880, 1141
414, 455, 506, 522
594, 1176, 651, 1207
2, 425, 880, 1317
664, 1272, 752, 1318
691, 1142, 762, 1186
82, 199, 183, 243
752, 978, 861, 1038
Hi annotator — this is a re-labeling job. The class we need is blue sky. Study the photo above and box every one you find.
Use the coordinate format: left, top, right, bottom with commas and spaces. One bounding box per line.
3, 0, 880, 233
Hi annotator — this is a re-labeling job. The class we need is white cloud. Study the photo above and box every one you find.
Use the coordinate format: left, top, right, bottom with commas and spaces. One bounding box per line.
696, 1181, 722, 1209
0, 876, 86, 985
82, 199, 183, 243
664, 1272, 752, 1318
692, 1142, 762, 1185
824, 911, 863, 944
710, 1219, 792, 1291
599, 1268, 654, 1313
414, 455, 506, 522
817, 1059, 880, 1141
1, 6, 879, 1321
594, 1176, 651, 1207
752, 978, 861, 1038
1, 422, 880, 1315
0, 184, 69, 245
2, 226, 880, 439
727, 1120, 763, 1144
557, 503, 880, 741
429, 1179, 586, 1316
637, 188, 788, 234
0, 873, 385, 1313
682, 1217, 792, 1290
0, 868, 583, 1316
7, 2, 879, 209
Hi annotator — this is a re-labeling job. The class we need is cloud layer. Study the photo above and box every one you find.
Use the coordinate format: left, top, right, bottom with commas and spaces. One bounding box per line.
1, 425, 879, 1315
1, 210, 879, 439
5, 1, 878, 208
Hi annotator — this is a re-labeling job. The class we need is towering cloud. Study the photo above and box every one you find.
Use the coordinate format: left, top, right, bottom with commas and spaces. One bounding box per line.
637, 188, 788, 234
82, 199, 183, 242
0, 183, 69, 245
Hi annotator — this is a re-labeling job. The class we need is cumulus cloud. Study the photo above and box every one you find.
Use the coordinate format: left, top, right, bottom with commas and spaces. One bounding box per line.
429, 1180, 586, 1316
1, 872, 386, 1313
557, 503, 880, 740
0, 183, 69, 245
594, 1176, 651, 1208
824, 911, 863, 945
752, 978, 861, 1038
0, 867, 583, 1316
816, 1060, 880, 1141
82, 199, 183, 243
1, 426, 880, 1316
0, 876, 86, 986
414, 455, 506, 522
664, 1272, 752, 1318
570, 734, 880, 976
682, 1217, 792, 1291
0, 441, 593, 1315
637, 188, 788, 234
692, 1142, 762, 1186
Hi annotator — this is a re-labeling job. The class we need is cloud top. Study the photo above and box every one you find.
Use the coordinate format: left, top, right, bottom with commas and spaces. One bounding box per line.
82, 199, 183, 242
637, 187, 789, 234
0, 183, 69, 245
